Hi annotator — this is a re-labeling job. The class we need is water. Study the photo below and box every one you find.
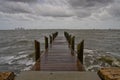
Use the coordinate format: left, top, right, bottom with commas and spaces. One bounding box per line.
0, 29, 120, 74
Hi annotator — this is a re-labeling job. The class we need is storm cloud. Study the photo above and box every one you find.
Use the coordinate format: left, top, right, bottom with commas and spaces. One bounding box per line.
69, 0, 114, 7
0, 0, 120, 29
6, 0, 38, 3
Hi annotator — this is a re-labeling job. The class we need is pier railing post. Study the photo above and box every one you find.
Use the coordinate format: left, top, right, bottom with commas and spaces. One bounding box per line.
45, 36, 48, 50
71, 36, 75, 54
77, 40, 84, 64
34, 40, 40, 61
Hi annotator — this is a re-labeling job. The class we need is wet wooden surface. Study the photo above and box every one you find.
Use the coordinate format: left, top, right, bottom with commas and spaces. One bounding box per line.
32, 36, 84, 71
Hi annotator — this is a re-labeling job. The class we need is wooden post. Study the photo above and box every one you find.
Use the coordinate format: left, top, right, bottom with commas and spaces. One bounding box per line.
49, 35, 52, 44
77, 40, 84, 64
45, 36, 48, 50
71, 36, 75, 54
55, 32, 58, 38
64, 32, 68, 40
64, 32, 68, 41
68, 35, 71, 45
52, 33, 54, 40
34, 40, 40, 61
52, 32, 58, 41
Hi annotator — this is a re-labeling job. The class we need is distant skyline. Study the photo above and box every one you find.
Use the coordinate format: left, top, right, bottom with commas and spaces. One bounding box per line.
0, 0, 120, 30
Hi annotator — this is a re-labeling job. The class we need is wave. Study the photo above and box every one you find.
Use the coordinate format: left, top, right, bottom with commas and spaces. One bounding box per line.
0, 46, 11, 52
84, 49, 120, 71
0, 56, 14, 64
9, 39, 32, 46
0, 52, 32, 64
86, 65, 101, 71
15, 54, 28, 59
0, 48, 120, 73
106, 52, 120, 57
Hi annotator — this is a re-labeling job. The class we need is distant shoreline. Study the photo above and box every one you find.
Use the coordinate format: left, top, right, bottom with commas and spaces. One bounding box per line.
0, 29, 120, 31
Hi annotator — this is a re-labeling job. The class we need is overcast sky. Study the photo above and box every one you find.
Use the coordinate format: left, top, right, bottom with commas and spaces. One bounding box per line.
0, 0, 120, 29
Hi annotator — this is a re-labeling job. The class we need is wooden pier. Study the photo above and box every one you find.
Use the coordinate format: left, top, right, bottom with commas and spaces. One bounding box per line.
1, 32, 120, 80
36, 37, 83, 71
32, 32, 84, 71
0, 32, 101, 80
16, 32, 101, 80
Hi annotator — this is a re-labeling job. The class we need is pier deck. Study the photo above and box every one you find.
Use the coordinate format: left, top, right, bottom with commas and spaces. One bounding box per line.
32, 36, 84, 71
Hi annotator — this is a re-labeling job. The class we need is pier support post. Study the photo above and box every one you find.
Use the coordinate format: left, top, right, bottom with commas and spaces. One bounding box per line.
71, 36, 75, 54
77, 40, 84, 64
45, 36, 48, 50
68, 35, 71, 46
52, 32, 58, 41
49, 35, 52, 44
34, 40, 40, 61
52, 33, 54, 40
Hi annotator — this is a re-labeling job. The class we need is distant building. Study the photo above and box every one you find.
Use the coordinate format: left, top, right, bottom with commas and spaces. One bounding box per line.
14, 27, 25, 30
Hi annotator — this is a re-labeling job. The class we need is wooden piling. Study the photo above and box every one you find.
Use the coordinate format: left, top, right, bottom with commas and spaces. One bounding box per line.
64, 32, 69, 42
68, 35, 71, 45
71, 36, 75, 54
34, 40, 40, 61
49, 35, 52, 44
52, 33, 55, 40
45, 36, 48, 50
77, 40, 84, 64
55, 32, 58, 38
52, 32, 58, 41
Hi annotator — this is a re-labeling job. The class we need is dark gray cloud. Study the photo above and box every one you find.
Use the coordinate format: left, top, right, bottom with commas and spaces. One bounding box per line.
68, 0, 115, 18
0, 0, 120, 29
6, 0, 37, 3
0, 0, 73, 17
108, 3, 120, 17
0, 0, 119, 20
69, 0, 114, 7
0, 1, 32, 14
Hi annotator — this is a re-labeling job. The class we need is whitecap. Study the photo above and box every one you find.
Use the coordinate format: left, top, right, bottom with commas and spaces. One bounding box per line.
14, 54, 28, 60
84, 49, 94, 54
18, 51, 26, 55
106, 52, 120, 57
17, 59, 35, 66
25, 59, 35, 66
0, 56, 14, 64
86, 65, 101, 71
22, 66, 32, 71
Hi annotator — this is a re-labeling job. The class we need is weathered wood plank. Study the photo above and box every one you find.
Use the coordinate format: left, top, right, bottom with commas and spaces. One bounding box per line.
39, 35, 84, 71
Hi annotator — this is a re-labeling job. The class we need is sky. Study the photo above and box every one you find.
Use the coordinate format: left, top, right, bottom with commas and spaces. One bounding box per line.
0, 0, 120, 29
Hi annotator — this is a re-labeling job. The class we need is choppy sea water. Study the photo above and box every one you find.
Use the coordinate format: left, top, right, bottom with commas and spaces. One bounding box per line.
0, 29, 120, 74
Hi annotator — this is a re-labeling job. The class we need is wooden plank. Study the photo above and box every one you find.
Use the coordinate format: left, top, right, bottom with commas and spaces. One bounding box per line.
39, 36, 84, 71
